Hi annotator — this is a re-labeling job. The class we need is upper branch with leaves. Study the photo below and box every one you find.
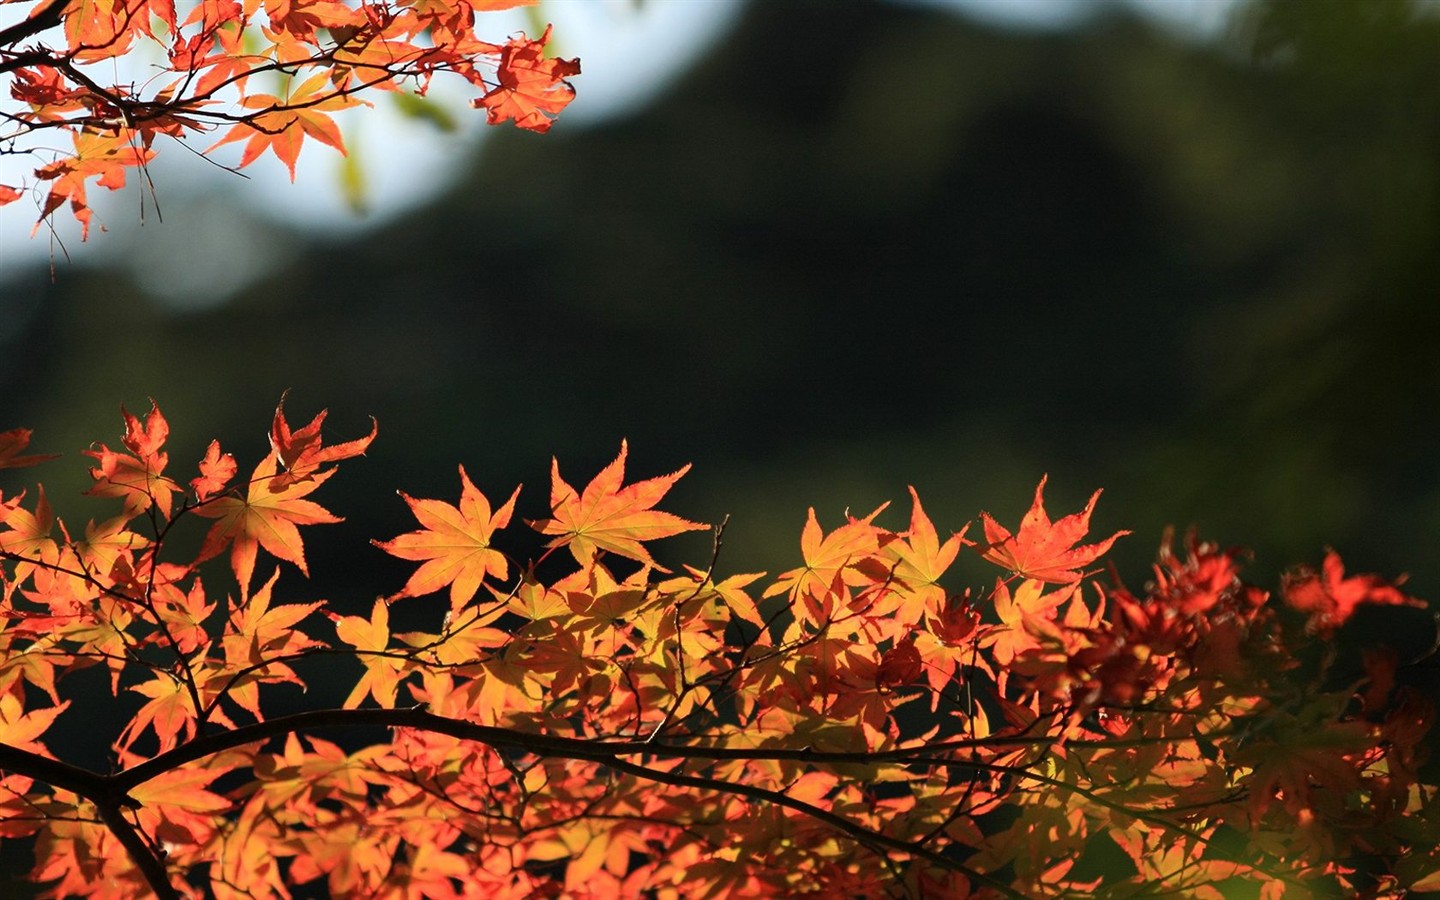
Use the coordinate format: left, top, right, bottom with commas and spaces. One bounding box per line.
0, 400, 1437, 897
0, 0, 579, 238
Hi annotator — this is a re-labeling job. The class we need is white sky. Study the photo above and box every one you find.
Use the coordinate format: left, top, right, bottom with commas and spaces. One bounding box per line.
0, 0, 1238, 301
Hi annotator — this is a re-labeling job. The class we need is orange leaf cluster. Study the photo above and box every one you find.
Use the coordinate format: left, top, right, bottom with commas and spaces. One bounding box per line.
0, 402, 1436, 898
0, 0, 580, 235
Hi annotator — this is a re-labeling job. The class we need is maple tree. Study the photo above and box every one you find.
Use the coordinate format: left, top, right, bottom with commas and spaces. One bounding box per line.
0, 400, 1436, 898
0, 0, 580, 238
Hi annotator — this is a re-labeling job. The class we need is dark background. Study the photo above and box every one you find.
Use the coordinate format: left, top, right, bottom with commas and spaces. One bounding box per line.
1, 0, 1439, 891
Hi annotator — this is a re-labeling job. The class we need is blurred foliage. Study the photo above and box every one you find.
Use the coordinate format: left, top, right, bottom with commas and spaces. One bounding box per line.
1, 0, 1437, 612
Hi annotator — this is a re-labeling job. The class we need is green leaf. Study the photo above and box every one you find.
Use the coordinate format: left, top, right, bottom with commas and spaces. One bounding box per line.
337, 131, 368, 215
391, 93, 458, 134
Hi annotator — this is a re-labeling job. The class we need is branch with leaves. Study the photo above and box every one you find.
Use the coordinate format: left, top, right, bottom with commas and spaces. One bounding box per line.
0, 0, 579, 239
0, 400, 1437, 897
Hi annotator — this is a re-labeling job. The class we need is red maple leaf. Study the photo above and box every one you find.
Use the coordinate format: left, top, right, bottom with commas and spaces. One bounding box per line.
1282, 549, 1423, 636
267, 393, 377, 488
474, 25, 580, 133
980, 476, 1128, 583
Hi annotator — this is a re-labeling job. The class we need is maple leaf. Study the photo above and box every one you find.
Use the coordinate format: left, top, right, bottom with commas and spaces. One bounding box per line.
84, 447, 180, 520
0, 429, 57, 470
877, 637, 923, 688
32, 130, 156, 239
262, 0, 359, 40
168, 16, 254, 97
267, 392, 377, 487
118, 672, 198, 753
191, 440, 238, 501
193, 452, 342, 595
207, 72, 358, 179
374, 465, 520, 611
153, 578, 217, 657
220, 569, 324, 718
660, 567, 767, 628
532, 441, 706, 570
474, 24, 581, 133
520, 620, 606, 700
1234, 710, 1370, 820
119, 402, 168, 461
764, 504, 890, 606
0, 694, 70, 756
983, 576, 1077, 669
62, 0, 140, 61
980, 476, 1128, 583
331, 599, 404, 708
0, 485, 59, 569
129, 766, 233, 849
180, 0, 246, 51
1282, 549, 1424, 636
83, 402, 179, 519
881, 487, 970, 625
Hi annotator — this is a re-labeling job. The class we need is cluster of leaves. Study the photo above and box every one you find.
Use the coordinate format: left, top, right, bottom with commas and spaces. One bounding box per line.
0, 402, 1438, 898
0, 0, 579, 238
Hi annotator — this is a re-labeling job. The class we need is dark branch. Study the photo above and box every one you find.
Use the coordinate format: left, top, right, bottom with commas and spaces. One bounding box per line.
92, 801, 181, 900
0, 0, 70, 51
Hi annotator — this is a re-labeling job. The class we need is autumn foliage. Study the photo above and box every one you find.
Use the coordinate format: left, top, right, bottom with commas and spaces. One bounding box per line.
0, 401, 1437, 898
0, 0, 579, 237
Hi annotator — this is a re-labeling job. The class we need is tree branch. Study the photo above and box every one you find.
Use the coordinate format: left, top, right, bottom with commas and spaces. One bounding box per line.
92, 800, 181, 900
8, 706, 1040, 898
0, 0, 70, 51
0, 743, 175, 899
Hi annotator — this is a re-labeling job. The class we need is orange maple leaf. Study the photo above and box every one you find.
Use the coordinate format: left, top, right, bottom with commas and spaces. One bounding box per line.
191, 440, 237, 501
980, 476, 1128, 584
532, 440, 706, 570
83, 403, 180, 519
119, 402, 169, 461
32, 130, 156, 239
374, 465, 519, 611
883, 487, 970, 623
267, 392, 377, 488
474, 24, 580, 133
193, 452, 342, 595
0, 429, 57, 470
118, 671, 197, 753
0, 485, 59, 570
0, 694, 70, 756
765, 504, 890, 604
330, 599, 403, 708
220, 570, 323, 719
207, 72, 356, 179
128, 766, 232, 819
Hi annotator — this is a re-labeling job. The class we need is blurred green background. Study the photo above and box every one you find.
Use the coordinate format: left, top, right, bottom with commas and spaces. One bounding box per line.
1, 0, 1437, 611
